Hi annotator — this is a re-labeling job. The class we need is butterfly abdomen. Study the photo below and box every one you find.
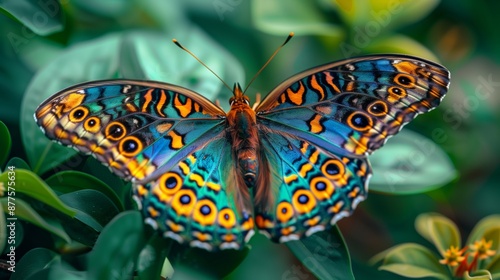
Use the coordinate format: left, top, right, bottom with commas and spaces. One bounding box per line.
227, 103, 260, 185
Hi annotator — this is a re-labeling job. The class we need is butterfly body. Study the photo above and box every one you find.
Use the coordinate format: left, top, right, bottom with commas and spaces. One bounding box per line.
35, 55, 450, 251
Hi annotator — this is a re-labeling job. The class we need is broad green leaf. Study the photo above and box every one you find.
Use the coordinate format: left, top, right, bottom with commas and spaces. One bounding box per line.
0, 169, 76, 217
59, 189, 119, 227
0, 197, 71, 243
369, 130, 456, 194
373, 243, 450, 280
332, 0, 440, 30
70, 0, 133, 18
415, 213, 461, 256
0, 121, 10, 166
172, 243, 250, 278
58, 189, 120, 246
467, 215, 500, 246
46, 263, 86, 280
487, 255, 500, 276
11, 248, 60, 280
364, 35, 439, 61
88, 211, 147, 280
465, 270, 493, 280
5, 157, 31, 170
0, 0, 64, 35
46, 170, 123, 211
483, 227, 500, 257
286, 226, 354, 280
253, 0, 344, 37
137, 235, 174, 280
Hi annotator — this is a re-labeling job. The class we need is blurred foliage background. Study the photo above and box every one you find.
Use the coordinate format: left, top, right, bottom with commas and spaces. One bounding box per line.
0, 0, 499, 279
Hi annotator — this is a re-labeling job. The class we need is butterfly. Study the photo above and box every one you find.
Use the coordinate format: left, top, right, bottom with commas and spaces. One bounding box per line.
34, 53, 450, 251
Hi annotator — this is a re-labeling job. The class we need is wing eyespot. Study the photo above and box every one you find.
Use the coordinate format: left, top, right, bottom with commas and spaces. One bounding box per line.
310, 177, 335, 200
69, 106, 89, 122
193, 199, 218, 226
171, 189, 197, 215
218, 208, 237, 228
158, 172, 183, 195
367, 100, 389, 117
394, 73, 416, 88
83, 116, 101, 133
276, 201, 294, 223
119, 136, 143, 157
105, 122, 127, 141
321, 159, 345, 180
292, 189, 316, 214
346, 112, 373, 132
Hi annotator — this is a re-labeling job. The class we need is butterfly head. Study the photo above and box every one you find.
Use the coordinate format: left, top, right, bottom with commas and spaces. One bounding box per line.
229, 83, 250, 107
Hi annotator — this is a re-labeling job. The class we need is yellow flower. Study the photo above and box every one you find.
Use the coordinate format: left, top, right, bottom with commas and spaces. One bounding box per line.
470, 238, 496, 260
440, 246, 466, 267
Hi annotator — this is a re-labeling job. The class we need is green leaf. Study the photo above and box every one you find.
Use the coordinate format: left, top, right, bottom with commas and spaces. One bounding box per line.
487, 255, 500, 277
88, 211, 147, 280
0, 120, 11, 166
483, 227, 500, 258
5, 157, 31, 170
46, 170, 123, 211
70, 0, 133, 18
373, 243, 450, 280
137, 235, 174, 280
0, 197, 71, 243
464, 270, 493, 280
172, 244, 250, 278
11, 248, 60, 280
253, 0, 344, 37
467, 215, 500, 246
21, 30, 243, 174
369, 130, 457, 194
286, 226, 354, 280
0, 169, 76, 217
58, 189, 120, 246
332, 0, 439, 30
415, 213, 461, 256
45, 263, 87, 280
364, 35, 439, 61
0, 0, 64, 35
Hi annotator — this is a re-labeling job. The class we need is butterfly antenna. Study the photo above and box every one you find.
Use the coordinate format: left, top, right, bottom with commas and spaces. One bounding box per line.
172, 39, 233, 92
243, 32, 294, 94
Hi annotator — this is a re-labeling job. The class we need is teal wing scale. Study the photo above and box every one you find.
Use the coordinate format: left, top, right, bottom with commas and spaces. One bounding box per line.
254, 55, 450, 241
134, 138, 255, 251
255, 132, 370, 242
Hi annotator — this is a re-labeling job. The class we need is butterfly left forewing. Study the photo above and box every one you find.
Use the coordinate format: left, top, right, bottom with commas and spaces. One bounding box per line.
35, 80, 226, 182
